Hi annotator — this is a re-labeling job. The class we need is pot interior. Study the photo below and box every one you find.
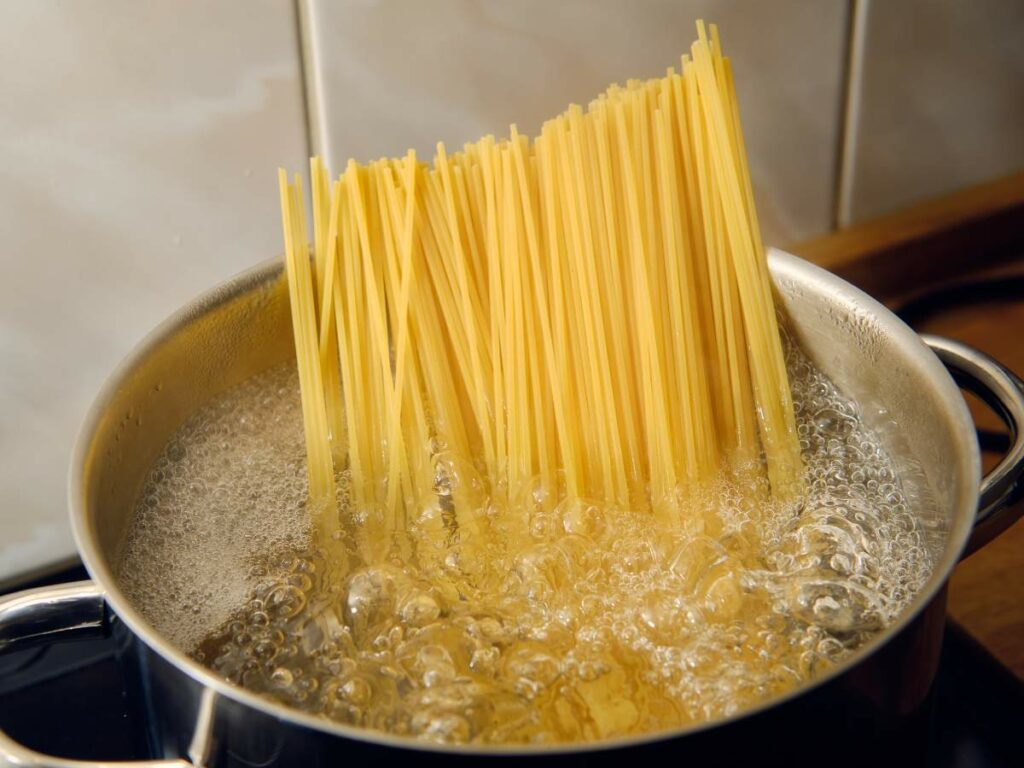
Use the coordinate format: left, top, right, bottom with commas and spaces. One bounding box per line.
70, 248, 980, 740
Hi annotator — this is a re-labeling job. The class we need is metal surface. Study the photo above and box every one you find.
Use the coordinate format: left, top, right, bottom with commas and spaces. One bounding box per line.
1, 249, 1022, 765
0, 737, 191, 768
0, 581, 104, 654
921, 335, 1024, 555
0, 583, 191, 768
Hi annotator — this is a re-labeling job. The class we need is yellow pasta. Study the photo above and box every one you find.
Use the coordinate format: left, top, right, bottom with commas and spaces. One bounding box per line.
276, 21, 804, 566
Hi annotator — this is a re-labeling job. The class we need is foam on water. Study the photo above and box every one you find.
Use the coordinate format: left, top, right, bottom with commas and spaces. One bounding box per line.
118, 366, 312, 651
119, 349, 934, 744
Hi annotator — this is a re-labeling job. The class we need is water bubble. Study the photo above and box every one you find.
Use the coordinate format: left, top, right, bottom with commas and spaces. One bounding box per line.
558, 498, 606, 540
399, 593, 441, 627
340, 677, 372, 706
786, 577, 884, 633
415, 712, 471, 743
270, 667, 294, 687
638, 590, 690, 645
344, 566, 402, 639
669, 536, 727, 592
503, 642, 561, 689
470, 646, 500, 675
267, 585, 307, 619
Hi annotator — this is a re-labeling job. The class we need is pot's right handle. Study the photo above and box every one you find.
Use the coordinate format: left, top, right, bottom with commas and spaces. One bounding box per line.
922, 335, 1024, 557
0, 581, 191, 768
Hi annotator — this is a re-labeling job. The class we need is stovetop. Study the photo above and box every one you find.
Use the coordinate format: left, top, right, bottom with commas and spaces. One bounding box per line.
0, 565, 1021, 767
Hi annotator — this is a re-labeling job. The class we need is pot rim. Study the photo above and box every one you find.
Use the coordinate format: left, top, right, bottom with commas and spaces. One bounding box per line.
68, 248, 980, 756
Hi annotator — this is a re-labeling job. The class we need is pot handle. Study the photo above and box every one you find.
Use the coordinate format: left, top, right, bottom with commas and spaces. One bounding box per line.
922, 335, 1024, 557
0, 580, 191, 768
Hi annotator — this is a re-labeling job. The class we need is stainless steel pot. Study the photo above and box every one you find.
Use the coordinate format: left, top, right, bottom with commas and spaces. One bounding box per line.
1, 250, 1022, 767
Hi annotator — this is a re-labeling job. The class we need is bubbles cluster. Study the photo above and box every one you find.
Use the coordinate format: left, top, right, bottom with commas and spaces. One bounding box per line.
118, 365, 312, 651
121, 349, 934, 745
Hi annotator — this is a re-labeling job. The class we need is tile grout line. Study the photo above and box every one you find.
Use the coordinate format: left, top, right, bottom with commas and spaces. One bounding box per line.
293, 0, 326, 165
833, 0, 870, 230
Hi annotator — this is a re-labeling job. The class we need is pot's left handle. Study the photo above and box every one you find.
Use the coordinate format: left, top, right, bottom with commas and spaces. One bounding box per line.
0, 580, 191, 768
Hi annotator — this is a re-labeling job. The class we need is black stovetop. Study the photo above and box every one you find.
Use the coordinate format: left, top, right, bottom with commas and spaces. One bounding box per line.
0, 565, 1021, 767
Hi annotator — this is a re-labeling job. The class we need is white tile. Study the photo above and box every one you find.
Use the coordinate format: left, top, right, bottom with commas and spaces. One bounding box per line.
307, 0, 848, 246
0, 1, 309, 583
844, 0, 1024, 222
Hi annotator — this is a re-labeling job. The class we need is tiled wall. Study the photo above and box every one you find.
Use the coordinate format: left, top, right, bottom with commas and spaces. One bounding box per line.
303, 0, 848, 247
839, 0, 1024, 224
1, 0, 1022, 582
0, 1, 309, 582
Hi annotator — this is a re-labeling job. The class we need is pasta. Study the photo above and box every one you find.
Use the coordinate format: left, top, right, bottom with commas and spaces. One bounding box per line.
277, 22, 803, 564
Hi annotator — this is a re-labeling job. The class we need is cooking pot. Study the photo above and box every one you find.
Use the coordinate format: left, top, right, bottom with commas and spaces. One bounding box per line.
1, 250, 1022, 767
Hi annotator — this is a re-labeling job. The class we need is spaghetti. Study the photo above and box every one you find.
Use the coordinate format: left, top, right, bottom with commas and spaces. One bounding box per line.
277, 22, 803, 565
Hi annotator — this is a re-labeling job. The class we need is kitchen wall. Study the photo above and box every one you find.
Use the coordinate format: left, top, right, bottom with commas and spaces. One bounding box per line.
839, 0, 1024, 223
0, 1, 309, 583
1, 0, 1022, 583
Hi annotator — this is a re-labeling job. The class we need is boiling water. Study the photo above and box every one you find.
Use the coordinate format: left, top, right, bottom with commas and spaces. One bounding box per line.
119, 352, 933, 745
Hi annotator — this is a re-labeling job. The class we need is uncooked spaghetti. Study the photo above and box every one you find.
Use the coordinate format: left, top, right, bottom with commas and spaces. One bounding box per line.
277, 21, 802, 564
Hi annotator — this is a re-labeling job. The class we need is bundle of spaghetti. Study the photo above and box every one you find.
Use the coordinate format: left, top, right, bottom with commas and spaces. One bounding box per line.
277, 21, 803, 565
